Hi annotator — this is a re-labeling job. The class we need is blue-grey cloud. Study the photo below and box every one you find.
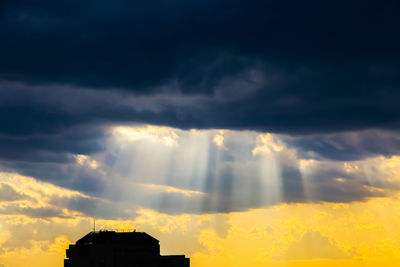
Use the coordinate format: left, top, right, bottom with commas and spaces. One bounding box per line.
50, 195, 137, 220
0, 183, 31, 202
0, 204, 68, 219
286, 130, 400, 161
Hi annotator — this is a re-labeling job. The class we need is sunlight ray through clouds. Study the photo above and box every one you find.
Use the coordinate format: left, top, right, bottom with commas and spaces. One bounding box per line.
1, 126, 400, 267
107, 126, 290, 214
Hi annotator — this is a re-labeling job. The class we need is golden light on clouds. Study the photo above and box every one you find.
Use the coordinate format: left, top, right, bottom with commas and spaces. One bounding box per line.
75, 155, 99, 169
213, 130, 225, 148
1, 127, 400, 266
142, 184, 204, 197
0, 172, 85, 206
252, 133, 286, 155
112, 125, 180, 147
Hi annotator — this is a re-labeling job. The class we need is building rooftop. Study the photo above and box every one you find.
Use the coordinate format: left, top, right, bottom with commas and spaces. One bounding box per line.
76, 231, 159, 246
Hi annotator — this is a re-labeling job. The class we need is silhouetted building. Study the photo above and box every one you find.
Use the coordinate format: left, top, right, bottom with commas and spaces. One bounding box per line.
64, 231, 189, 267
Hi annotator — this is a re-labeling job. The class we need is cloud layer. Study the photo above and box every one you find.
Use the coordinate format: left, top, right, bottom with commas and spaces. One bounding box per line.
1, 127, 399, 220
1, 0, 400, 136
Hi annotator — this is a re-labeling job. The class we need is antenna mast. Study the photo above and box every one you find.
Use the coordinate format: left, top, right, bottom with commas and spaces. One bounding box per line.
93, 218, 96, 232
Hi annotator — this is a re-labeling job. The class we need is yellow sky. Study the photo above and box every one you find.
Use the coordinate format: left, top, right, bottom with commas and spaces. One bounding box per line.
1, 175, 400, 267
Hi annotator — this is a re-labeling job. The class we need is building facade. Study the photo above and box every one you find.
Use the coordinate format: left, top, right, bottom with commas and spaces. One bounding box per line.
64, 231, 189, 267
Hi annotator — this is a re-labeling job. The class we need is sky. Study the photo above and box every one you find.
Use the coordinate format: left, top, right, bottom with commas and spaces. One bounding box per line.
1, 0, 400, 266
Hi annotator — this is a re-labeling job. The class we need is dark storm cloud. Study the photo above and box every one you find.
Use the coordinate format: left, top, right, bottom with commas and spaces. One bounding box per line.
2, 0, 400, 90
0, 0, 400, 134
0, 128, 104, 162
